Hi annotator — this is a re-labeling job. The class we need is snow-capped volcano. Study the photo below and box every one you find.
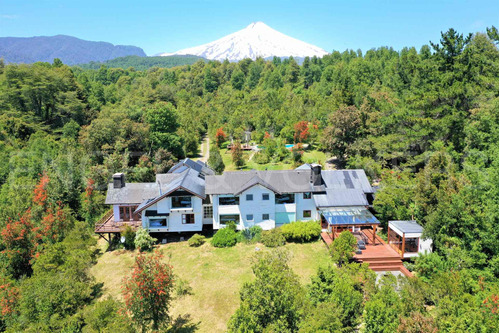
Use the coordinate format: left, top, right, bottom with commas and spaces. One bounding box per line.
159, 22, 328, 61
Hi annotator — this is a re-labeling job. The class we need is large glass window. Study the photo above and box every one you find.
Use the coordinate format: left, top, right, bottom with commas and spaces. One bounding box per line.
220, 214, 240, 224
219, 196, 240, 205
119, 206, 138, 221
404, 238, 419, 253
262, 193, 269, 201
303, 192, 312, 199
171, 196, 192, 208
262, 213, 270, 220
303, 210, 312, 218
246, 194, 253, 201
149, 218, 167, 227
275, 193, 295, 204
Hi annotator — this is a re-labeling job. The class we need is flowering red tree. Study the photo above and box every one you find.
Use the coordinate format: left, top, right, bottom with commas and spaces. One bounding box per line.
0, 173, 72, 278
33, 172, 49, 208
122, 251, 175, 331
264, 131, 271, 140
0, 210, 40, 278
293, 121, 310, 143
0, 276, 19, 322
215, 127, 227, 148
40, 203, 69, 244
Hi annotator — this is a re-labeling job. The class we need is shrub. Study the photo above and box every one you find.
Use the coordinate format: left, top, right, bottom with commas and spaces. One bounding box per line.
134, 228, 157, 252
329, 231, 357, 267
238, 225, 263, 243
188, 234, 206, 247
211, 227, 237, 248
225, 221, 237, 231
121, 225, 136, 250
261, 228, 286, 247
253, 151, 270, 164
175, 278, 193, 297
280, 221, 321, 243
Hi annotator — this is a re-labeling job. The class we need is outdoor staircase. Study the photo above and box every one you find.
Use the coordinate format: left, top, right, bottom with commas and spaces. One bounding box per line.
320, 231, 413, 277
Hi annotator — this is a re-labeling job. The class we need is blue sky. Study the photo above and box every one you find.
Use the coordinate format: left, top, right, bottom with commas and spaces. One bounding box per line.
0, 0, 498, 56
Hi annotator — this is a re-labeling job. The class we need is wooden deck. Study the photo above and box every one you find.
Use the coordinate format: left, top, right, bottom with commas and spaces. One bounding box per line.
321, 229, 413, 277
95, 209, 142, 234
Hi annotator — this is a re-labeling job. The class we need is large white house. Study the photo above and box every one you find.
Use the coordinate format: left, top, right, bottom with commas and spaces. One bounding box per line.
98, 158, 381, 235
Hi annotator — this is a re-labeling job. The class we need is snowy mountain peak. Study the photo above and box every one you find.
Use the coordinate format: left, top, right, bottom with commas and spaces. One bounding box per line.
158, 22, 328, 61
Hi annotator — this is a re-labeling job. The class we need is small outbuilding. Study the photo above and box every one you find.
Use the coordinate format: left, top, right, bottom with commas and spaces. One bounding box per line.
388, 220, 432, 258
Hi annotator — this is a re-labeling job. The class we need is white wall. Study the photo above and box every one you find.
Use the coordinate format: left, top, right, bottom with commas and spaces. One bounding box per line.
239, 185, 276, 230
141, 196, 203, 233
295, 192, 318, 220
211, 187, 324, 230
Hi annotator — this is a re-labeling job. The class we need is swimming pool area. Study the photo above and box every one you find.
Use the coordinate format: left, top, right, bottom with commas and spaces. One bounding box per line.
285, 144, 294, 148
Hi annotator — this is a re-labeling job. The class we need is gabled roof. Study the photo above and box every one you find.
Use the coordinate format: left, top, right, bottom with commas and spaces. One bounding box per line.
205, 169, 323, 195
234, 175, 281, 195
314, 189, 368, 208
168, 158, 215, 176
135, 168, 205, 214
105, 183, 159, 205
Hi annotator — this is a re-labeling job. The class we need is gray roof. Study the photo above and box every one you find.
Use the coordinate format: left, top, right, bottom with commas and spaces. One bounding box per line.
105, 183, 159, 205
205, 170, 323, 195
314, 189, 368, 207
168, 158, 214, 176
321, 170, 373, 193
234, 175, 281, 195
389, 221, 424, 234
135, 168, 206, 213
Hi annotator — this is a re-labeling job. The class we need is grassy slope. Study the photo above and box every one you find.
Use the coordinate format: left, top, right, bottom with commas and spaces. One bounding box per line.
91, 239, 331, 332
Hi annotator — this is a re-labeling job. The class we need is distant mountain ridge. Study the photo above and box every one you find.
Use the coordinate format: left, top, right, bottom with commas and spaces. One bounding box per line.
159, 22, 328, 61
0, 35, 146, 65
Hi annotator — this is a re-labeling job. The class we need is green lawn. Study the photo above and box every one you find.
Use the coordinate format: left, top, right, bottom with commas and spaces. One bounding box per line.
220, 148, 327, 171
91, 239, 331, 332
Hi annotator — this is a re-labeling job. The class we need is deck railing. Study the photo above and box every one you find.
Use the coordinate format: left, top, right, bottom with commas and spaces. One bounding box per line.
95, 209, 114, 232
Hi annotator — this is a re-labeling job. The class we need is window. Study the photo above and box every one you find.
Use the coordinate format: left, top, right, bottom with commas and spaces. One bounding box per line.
203, 205, 213, 218
303, 210, 312, 218
171, 196, 192, 208
303, 192, 312, 199
262, 193, 269, 201
149, 218, 167, 227
275, 193, 295, 204
119, 206, 138, 221
262, 213, 270, 220
220, 214, 240, 224
246, 214, 254, 221
182, 214, 195, 224
219, 196, 240, 205
246, 194, 253, 201
404, 238, 419, 253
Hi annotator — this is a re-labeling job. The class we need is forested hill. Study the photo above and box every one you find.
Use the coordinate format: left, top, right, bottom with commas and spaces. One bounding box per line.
0, 35, 146, 65
77, 55, 206, 70
0, 27, 498, 331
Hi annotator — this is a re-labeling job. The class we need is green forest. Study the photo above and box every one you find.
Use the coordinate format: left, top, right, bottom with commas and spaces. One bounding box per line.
0, 27, 498, 332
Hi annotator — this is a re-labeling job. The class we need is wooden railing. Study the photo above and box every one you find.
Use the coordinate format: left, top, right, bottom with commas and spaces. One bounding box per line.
95, 209, 114, 232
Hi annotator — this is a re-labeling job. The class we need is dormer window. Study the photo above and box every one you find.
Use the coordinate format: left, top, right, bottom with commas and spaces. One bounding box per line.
172, 196, 192, 208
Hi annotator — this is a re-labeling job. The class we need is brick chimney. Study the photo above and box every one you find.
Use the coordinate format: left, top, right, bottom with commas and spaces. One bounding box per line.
113, 173, 125, 189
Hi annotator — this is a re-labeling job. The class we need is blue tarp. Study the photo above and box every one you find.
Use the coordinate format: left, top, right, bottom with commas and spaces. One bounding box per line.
321, 208, 380, 225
